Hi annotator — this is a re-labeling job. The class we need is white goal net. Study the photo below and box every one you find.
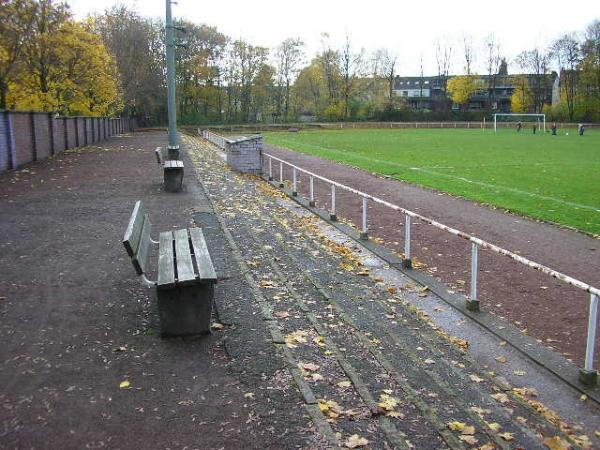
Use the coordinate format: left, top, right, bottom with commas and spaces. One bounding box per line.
493, 113, 546, 133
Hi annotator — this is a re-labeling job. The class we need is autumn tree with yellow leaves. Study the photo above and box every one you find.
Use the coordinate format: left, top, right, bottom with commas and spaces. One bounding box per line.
1, 0, 123, 116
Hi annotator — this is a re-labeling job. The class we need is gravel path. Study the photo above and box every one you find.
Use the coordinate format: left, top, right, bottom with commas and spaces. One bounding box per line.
263, 144, 600, 367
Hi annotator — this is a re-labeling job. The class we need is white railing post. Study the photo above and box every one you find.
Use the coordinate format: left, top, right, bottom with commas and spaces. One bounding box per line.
268, 157, 273, 181
309, 176, 315, 207
330, 185, 337, 221
403, 214, 412, 268
580, 293, 599, 386
279, 162, 284, 187
292, 168, 298, 196
467, 243, 480, 311
360, 196, 368, 240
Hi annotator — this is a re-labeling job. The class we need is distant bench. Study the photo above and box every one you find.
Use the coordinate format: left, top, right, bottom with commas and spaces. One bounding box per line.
155, 147, 184, 192
122, 200, 217, 336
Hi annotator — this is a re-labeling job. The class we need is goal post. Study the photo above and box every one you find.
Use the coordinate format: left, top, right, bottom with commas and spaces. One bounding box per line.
493, 113, 546, 133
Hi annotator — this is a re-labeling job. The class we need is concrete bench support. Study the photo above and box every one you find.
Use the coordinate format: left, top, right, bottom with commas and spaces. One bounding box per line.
164, 160, 184, 192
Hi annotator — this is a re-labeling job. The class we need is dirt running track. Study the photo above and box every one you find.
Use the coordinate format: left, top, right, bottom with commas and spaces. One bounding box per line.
264, 143, 600, 368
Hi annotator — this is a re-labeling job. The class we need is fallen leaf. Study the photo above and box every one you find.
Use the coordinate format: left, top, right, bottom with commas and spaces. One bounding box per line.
495, 356, 508, 364
311, 373, 324, 382
498, 432, 514, 441
244, 392, 255, 399
469, 374, 484, 383
487, 422, 501, 432
461, 425, 476, 435
378, 393, 399, 411
211, 322, 224, 330
542, 436, 570, 450
274, 311, 290, 318
459, 435, 478, 445
580, 394, 587, 402
447, 421, 467, 431
119, 380, 130, 389
337, 381, 352, 388
345, 434, 369, 448
298, 362, 320, 372
424, 359, 436, 365
513, 370, 526, 376
313, 336, 326, 347
491, 393, 510, 403
471, 406, 491, 415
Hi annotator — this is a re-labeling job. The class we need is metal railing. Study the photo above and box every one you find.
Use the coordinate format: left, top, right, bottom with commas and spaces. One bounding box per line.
202, 129, 600, 384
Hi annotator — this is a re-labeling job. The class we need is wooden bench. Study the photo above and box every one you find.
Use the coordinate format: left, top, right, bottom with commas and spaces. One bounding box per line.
123, 200, 217, 336
154, 147, 184, 192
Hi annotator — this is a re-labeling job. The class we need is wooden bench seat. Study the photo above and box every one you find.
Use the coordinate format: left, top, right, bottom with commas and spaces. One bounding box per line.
123, 200, 217, 336
154, 147, 184, 192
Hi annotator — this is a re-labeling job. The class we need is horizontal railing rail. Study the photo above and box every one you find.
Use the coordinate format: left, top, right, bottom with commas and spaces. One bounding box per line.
201, 129, 600, 385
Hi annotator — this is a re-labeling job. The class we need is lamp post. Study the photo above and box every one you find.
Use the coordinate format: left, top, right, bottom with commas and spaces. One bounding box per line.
165, 0, 178, 150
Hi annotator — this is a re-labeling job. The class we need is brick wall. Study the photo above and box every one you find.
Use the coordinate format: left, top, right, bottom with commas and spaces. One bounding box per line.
0, 112, 136, 173
225, 135, 263, 174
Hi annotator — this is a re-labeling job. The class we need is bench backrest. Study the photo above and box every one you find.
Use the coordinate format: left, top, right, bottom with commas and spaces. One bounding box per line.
123, 201, 152, 275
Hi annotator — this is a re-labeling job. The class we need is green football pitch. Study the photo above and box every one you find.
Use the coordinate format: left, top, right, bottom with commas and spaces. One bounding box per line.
264, 128, 600, 235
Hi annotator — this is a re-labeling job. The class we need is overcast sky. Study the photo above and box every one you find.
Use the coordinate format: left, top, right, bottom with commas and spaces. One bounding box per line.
71, 0, 599, 75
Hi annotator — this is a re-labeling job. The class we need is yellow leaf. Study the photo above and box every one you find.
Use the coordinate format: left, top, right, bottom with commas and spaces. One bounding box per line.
378, 393, 399, 411
244, 392, 255, 399
461, 425, 476, 435
470, 406, 491, 415
211, 322, 224, 330
313, 336, 326, 347
495, 356, 508, 364
487, 422, 501, 432
119, 380, 130, 389
513, 370, 526, 376
478, 444, 496, 450
542, 436, 570, 450
469, 374, 484, 383
423, 358, 436, 365
498, 432, 514, 441
447, 421, 467, 431
274, 311, 290, 319
580, 394, 587, 402
345, 434, 369, 448
459, 435, 478, 445
491, 393, 509, 403
337, 381, 352, 388
298, 362, 320, 372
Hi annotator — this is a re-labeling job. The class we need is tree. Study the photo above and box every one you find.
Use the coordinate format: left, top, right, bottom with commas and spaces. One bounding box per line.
515, 48, 550, 113
9, 20, 123, 115
93, 5, 167, 123
294, 60, 327, 118
462, 34, 475, 75
275, 37, 304, 121
484, 34, 502, 112
550, 34, 580, 120
435, 40, 452, 105
0, 0, 37, 109
447, 75, 480, 109
578, 20, 600, 121
340, 34, 364, 119
510, 75, 534, 113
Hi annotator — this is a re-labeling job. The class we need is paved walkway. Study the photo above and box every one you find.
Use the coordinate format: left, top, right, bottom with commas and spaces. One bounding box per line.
263, 144, 600, 366
0, 131, 598, 449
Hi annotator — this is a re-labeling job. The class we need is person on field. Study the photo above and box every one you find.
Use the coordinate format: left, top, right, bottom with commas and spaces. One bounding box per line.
579, 124, 585, 136
551, 123, 557, 135
533, 124, 537, 134
517, 121, 522, 132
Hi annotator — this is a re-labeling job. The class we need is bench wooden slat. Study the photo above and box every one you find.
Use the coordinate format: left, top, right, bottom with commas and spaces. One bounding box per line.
157, 231, 175, 287
173, 229, 196, 283
131, 214, 152, 275
164, 160, 184, 169
123, 201, 145, 257
189, 228, 217, 282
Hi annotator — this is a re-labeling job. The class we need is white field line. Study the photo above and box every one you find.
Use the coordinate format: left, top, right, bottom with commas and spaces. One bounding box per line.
278, 141, 600, 214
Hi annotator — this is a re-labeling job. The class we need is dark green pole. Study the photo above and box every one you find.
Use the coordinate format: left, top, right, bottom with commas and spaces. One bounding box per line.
165, 0, 177, 148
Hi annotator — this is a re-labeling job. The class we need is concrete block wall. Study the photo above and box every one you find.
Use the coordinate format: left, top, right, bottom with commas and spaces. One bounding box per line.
225, 135, 263, 174
0, 112, 136, 173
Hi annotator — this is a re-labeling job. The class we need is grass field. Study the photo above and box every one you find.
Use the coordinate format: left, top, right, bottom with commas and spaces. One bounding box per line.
264, 128, 600, 235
